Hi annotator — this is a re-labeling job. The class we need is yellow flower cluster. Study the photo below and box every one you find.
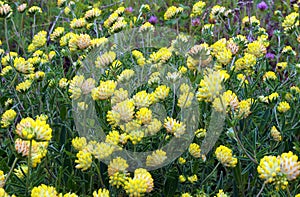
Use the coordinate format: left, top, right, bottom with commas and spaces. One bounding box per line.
196, 69, 224, 102
190, 1, 206, 17
277, 101, 290, 113
282, 12, 299, 32
1, 109, 17, 128
28, 31, 47, 52
164, 6, 183, 20
215, 145, 238, 168
258, 152, 300, 190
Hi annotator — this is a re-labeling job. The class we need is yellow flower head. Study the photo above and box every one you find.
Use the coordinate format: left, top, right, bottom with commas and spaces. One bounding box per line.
197, 69, 224, 102
215, 145, 237, 167
108, 157, 128, 176
146, 150, 167, 167
93, 188, 110, 197
279, 151, 300, 180
1, 109, 17, 128
31, 184, 57, 197
189, 143, 201, 158
75, 151, 92, 171
257, 155, 281, 183
277, 101, 290, 113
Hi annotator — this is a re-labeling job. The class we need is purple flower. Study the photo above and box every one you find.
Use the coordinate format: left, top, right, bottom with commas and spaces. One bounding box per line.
266, 52, 275, 59
125, 7, 133, 13
257, 1, 268, 11
191, 18, 200, 26
148, 16, 158, 24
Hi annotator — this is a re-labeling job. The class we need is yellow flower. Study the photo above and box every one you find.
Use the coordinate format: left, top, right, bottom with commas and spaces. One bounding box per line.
59, 78, 69, 88
277, 101, 290, 113
242, 16, 260, 26
0, 170, 5, 188
190, 1, 206, 17
213, 90, 239, 112
234, 53, 256, 74
134, 168, 154, 193
148, 47, 172, 66
111, 88, 128, 106
70, 18, 86, 29
182, 193, 192, 197
14, 164, 28, 179
132, 50, 146, 67
76, 34, 91, 50
282, 12, 299, 32
195, 128, 206, 138
276, 62, 288, 71
124, 178, 147, 197
90, 37, 108, 49
215, 189, 228, 197
1, 109, 17, 128
153, 85, 170, 102
15, 138, 49, 167
72, 137, 87, 151
95, 51, 116, 68
187, 174, 198, 183
179, 175, 186, 182
279, 151, 300, 180
189, 143, 201, 158
270, 126, 282, 141
109, 18, 127, 34
215, 145, 238, 167
178, 157, 186, 165
104, 13, 119, 28
263, 71, 277, 81
75, 151, 92, 171
93, 142, 114, 160
136, 108, 152, 124
16, 80, 32, 92
29, 31, 47, 52
109, 172, 127, 188
50, 27, 64, 41
210, 5, 226, 20
16, 116, 52, 141
196, 69, 224, 102
246, 41, 266, 57
145, 118, 162, 136
108, 157, 128, 176
146, 150, 167, 167
164, 6, 183, 20
0, 66, 13, 76
215, 48, 232, 65
237, 99, 252, 118
117, 69, 135, 82
164, 117, 186, 138
27, 6, 42, 15
132, 91, 153, 109
0, 3, 12, 18
178, 91, 194, 108
93, 188, 110, 197
139, 22, 155, 32
31, 184, 57, 197
85, 8, 101, 21
13, 57, 34, 74
69, 76, 95, 100
105, 130, 120, 146
257, 155, 281, 183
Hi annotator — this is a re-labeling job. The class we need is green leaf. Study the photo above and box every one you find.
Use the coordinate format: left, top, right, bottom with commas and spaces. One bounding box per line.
163, 169, 179, 197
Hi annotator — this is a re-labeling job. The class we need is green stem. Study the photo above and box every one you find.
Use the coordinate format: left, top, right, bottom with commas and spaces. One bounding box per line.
232, 127, 258, 164
256, 182, 265, 197
94, 161, 105, 188
26, 139, 33, 195
201, 162, 220, 184
4, 157, 18, 183
4, 18, 10, 52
